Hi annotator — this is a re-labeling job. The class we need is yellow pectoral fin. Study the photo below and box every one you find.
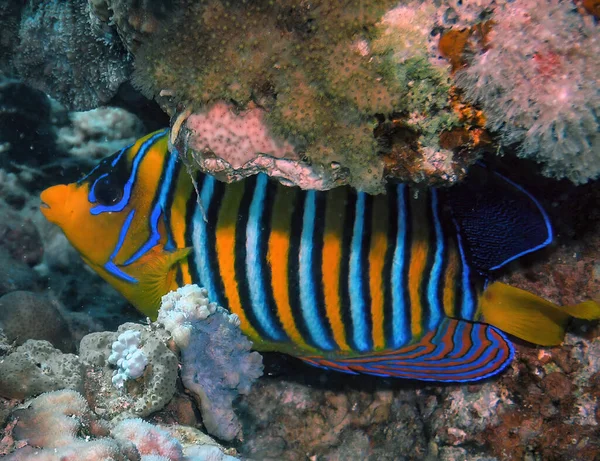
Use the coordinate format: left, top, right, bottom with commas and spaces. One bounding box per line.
480, 282, 600, 346
132, 246, 192, 319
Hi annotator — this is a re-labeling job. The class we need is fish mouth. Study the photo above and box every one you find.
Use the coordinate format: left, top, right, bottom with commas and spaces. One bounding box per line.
39, 184, 69, 223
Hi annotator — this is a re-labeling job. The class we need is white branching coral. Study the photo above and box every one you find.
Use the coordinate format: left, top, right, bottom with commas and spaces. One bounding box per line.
455, 0, 600, 183
108, 329, 149, 388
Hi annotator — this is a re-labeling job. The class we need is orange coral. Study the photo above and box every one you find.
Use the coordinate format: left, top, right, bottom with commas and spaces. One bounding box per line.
582, 0, 600, 18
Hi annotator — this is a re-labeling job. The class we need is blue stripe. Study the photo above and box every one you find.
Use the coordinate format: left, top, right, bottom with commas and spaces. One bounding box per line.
192, 175, 219, 302
455, 225, 475, 320
427, 189, 444, 330
88, 173, 108, 201
89, 130, 168, 214
391, 185, 408, 348
349, 192, 368, 352
78, 146, 126, 185
110, 148, 128, 167
103, 209, 138, 283
246, 175, 285, 341
123, 147, 178, 265
299, 191, 335, 350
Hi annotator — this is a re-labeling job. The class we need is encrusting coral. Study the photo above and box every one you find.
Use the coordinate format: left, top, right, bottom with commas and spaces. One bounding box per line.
135, 0, 480, 192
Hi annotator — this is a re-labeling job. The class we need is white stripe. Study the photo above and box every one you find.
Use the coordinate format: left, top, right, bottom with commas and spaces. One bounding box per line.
427, 189, 444, 330
299, 191, 333, 350
349, 192, 368, 351
192, 176, 218, 302
391, 185, 408, 347
246, 175, 284, 340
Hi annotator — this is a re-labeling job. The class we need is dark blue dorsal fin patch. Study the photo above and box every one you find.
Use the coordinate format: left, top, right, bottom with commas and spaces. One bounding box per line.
441, 164, 553, 273
299, 319, 514, 382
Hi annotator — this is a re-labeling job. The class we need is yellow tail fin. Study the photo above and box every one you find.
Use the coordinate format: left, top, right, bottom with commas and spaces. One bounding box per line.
479, 282, 600, 346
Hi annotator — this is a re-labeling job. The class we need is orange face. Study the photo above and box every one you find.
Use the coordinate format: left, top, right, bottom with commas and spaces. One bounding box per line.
40, 181, 132, 271
39, 130, 175, 315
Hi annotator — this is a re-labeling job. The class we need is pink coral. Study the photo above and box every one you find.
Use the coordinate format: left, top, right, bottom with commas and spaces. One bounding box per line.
185, 102, 297, 168
12, 389, 89, 448
112, 418, 184, 460
177, 103, 350, 190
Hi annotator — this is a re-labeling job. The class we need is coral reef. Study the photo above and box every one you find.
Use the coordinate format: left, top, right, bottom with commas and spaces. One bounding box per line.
10, 0, 130, 110
1, 1, 600, 459
453, 0, 600, 183
159, 285, 264, 442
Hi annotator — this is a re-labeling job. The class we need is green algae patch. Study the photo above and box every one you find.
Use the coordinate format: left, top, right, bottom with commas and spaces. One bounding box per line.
134, 0, 462, 192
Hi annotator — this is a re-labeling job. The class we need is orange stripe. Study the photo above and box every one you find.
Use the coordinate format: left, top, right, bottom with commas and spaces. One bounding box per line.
171, 170, 195, 285
408, 191, 429, 339
322, 187, 350, 351
369, 194, 388, 350
443, 244, 459, 318
267, 185, 310, 350
215, 181, 260, 341
126, 130, 167, 163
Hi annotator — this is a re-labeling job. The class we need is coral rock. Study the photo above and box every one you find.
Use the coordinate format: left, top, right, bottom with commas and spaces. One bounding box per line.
134, 1, 482, 192
0, 340, 83, 400
12, 0, 130, 110
0, 291, 73, 352
79, 323, 178, 419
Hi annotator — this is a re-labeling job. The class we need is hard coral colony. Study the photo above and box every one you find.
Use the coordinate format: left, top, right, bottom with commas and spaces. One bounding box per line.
0, 0, 599, 460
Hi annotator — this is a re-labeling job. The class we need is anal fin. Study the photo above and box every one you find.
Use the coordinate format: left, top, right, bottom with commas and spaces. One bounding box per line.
300, 319, 514, 382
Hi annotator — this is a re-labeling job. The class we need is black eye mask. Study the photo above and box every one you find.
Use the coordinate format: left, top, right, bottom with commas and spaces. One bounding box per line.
93, 174, 125, 205
83, 148, 131, 207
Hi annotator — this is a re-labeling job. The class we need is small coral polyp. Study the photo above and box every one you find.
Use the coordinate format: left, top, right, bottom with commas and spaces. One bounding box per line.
135, 0, 473, 192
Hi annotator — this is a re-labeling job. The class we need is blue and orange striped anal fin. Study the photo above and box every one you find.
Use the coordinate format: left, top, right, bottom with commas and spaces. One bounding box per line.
299, 318, 515, 382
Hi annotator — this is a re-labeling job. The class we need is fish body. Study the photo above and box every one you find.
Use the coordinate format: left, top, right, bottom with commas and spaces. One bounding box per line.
41, 130, 600, 382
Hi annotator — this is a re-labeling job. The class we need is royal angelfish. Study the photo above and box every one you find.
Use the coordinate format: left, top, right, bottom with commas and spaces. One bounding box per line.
41, 130, 600, 382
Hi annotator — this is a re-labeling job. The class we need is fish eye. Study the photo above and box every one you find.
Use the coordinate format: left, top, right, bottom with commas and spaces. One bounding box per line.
93, 175, 124, 206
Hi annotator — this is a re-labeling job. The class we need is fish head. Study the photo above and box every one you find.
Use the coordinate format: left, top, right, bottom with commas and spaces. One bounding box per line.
40, 130, 184, 315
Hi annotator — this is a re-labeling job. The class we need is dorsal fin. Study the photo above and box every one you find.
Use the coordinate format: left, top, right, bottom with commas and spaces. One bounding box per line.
299, 318, 514, 382
440, 164, 552, 273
